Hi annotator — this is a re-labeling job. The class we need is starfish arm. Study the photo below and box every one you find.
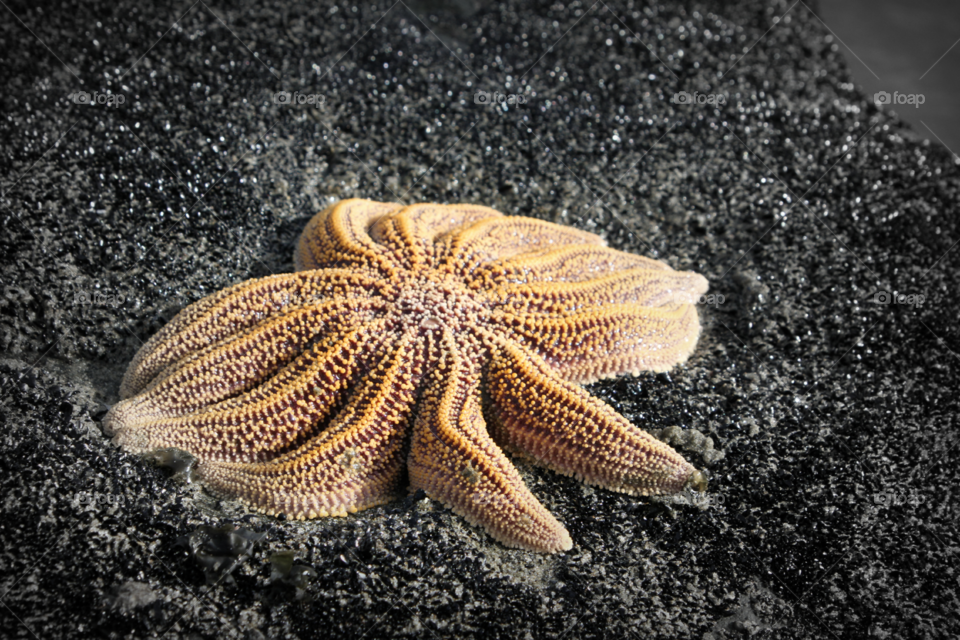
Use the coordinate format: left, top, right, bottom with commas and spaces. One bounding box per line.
484, 333, 706, 497
441, 216, 605, 275
396, 203, 503, 241
368, 203, 504, 270
295, 199, 403, 272
490, 267, 709, 313
407, 331, 573, 553
198, 330, 426, 518
114, 299, 382, 421
490, 301, 703, 383
105, 324, 390, 462
135, 298, 382, 417
119, 269, 386, 398
470, 243, 675, 289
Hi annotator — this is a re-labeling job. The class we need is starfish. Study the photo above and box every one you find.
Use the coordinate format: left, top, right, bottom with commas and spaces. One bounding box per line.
105, 199, 709, 553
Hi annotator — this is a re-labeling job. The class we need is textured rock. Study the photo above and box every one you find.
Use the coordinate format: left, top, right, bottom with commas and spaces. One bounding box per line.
1, 0, 958, 638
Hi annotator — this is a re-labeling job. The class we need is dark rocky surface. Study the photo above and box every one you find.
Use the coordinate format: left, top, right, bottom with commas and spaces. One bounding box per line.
2, 0, 958, 638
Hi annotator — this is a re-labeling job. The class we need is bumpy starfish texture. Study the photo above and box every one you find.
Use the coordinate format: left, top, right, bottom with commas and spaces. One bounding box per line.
105, 199, 709, 553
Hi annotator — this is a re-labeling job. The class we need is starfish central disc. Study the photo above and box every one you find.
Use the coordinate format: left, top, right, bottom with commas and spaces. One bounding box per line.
104, 199, 709, 553
391, 276, 489, 333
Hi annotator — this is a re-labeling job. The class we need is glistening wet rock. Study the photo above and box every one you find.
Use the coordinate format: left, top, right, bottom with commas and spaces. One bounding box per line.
1, 0, 958, 638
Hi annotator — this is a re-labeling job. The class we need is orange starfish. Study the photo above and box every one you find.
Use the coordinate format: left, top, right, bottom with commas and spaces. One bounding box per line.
105, 199, 709, 552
